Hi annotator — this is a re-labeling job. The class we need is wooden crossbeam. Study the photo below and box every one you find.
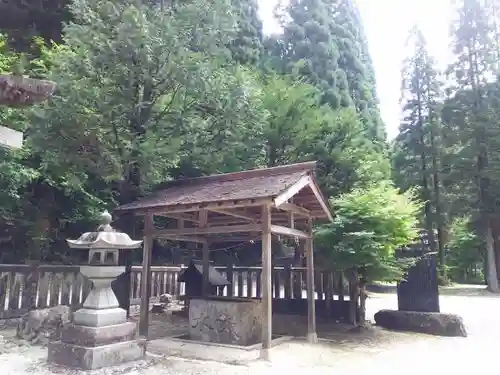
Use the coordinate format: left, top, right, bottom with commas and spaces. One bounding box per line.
154, 223, 261, 237
156, 234, 207, 243
277, 202, 311, 217
162, 213, 199, 223
209, 208, 257, 222
207, 236, 257, 243
130, 198, 273, 216
270, 225, 310, 239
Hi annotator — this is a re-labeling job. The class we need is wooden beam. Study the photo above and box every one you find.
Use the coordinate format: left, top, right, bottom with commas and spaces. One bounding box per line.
199, 210, 210, 297
120, 198, 273, 216
305, 217, 317, 343
270, 225, 310, 239
207, 236, 257, 243
139, 213, 154, 338
156, 234, 207, 243
288, 197, 294, 230
274, 175, 312, 207
162, 213, 199, 223
260, 203, 272, 360
308, 180, 334, 222
277, 202, 311, 217
209, 208, 257, 222
154, 223, 261, 236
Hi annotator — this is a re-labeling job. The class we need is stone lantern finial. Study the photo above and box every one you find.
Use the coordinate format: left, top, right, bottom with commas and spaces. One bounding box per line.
98, 210, 113, 232
100, 210, 112, 224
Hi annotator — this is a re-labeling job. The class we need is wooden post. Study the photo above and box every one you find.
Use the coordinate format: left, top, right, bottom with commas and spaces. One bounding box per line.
305, 217, 317, 343
260, 203, 272, 360
227, 264, 234, 297
139, 213, 153, 338
199, 210, 209, 296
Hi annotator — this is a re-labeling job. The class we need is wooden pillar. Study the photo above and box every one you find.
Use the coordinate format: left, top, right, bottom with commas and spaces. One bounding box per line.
305, 217, 317, 343
199, 210, 209, 296
139, 213, 153, 337
260, 204, 272, 360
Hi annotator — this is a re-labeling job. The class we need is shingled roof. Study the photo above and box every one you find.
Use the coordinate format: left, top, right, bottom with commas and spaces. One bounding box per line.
115, 161, 332, 220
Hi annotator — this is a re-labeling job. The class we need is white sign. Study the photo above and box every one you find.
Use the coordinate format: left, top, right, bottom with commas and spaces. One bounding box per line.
0, 125, 23, 149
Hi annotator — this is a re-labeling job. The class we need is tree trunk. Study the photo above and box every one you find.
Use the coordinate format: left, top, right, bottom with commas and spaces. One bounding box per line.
359, 282, 366, 323
485, 223, 499, 291
428, 116, 446, 281
466, 34, 498, 291
415, 69, 437, 254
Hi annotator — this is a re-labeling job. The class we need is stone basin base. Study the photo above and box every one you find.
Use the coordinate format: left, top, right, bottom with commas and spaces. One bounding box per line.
189, 297, 263, 346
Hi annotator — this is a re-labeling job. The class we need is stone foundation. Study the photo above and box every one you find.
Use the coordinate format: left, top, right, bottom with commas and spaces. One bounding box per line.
189, 297, 263, 346
48, 338, 146, 370
48, 319, 146, 370
60, 321, 138, 346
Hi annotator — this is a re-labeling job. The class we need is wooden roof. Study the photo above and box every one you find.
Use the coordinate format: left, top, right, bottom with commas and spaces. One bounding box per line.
115, 161, 333, 222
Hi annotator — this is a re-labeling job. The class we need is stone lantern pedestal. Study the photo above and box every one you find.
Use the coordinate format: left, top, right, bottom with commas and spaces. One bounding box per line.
48, 211, 145, 370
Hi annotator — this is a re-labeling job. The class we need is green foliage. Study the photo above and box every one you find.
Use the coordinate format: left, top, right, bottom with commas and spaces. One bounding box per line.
260, 72, 389, 198
228, 0, 262, 65
30, 0, 256, 198
446, 216, 483, 283
314, 182, 421, 282
268, 0, 384, 142
391, 0, 500, 286
0, 0, 394, 269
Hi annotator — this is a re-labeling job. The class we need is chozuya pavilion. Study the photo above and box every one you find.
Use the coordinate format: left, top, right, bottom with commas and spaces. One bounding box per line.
114, 161, 334, 360
0, 71, 56, 148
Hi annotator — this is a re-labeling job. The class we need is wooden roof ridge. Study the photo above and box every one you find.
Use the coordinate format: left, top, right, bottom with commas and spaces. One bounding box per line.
155, 161, 317, 189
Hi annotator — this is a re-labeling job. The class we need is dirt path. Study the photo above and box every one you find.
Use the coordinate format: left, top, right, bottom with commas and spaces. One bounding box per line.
0, 293, 495, 374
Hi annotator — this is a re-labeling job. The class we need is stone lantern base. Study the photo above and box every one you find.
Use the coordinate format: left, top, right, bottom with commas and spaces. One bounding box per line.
48, 329, 146, 370
48, 266, 146, 370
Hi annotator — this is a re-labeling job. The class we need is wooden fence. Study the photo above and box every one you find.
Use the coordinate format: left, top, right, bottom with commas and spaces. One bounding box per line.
0, 264, 354, 321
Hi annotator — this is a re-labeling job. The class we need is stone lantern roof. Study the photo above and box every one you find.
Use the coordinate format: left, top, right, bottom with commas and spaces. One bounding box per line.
66, 210, 143, 250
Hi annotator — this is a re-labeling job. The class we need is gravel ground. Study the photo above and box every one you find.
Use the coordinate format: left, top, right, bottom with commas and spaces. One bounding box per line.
1, 293, 496, 375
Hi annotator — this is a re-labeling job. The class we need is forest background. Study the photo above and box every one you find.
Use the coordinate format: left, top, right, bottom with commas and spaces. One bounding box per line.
0, 0, 497, 289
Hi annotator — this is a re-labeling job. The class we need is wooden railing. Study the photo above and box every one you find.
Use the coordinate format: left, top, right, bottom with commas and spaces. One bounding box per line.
129, 265, 348, 301
0, 264, 350, 320
130, 266, 185, 300
0, 264, 93, 319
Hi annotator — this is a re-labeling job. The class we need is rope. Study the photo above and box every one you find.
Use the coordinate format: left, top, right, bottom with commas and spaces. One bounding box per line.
208, 236, 260, 252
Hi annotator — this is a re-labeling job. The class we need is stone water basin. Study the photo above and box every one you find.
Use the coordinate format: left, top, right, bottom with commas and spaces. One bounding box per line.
188, 296, 263, 346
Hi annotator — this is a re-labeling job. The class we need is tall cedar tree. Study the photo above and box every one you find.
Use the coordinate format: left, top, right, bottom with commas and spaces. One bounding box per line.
448, 0, 498, 291
270, 0, 384, 143
228, 0, 263, 65
395, 26, 447, 279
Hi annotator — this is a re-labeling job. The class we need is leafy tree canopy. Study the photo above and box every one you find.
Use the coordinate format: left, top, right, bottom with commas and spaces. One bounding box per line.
314, 181, 421, 283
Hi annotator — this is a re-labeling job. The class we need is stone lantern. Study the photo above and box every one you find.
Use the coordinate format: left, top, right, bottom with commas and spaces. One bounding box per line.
48, 210, 146, 370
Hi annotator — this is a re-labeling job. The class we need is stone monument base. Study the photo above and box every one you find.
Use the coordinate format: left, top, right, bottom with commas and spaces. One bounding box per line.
48, 321, 146, 370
